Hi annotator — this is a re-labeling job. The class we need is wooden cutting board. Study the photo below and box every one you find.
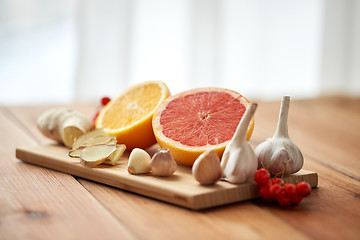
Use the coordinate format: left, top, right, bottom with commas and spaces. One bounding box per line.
16, 144, 318, 210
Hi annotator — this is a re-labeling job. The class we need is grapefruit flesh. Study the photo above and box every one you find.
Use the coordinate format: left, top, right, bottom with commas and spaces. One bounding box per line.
152, 87, 254, 166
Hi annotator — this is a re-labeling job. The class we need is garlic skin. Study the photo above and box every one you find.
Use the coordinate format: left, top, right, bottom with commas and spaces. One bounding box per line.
221, 103, 258, 184
192, 149, 222, 185
255, 96, 303, 176
150, 148, 177, 176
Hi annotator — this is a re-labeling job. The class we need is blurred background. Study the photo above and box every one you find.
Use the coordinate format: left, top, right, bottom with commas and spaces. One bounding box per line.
0, 0, 359, 105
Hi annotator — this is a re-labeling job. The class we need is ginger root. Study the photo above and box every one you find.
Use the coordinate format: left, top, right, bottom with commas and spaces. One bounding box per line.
37, 108, 93, 148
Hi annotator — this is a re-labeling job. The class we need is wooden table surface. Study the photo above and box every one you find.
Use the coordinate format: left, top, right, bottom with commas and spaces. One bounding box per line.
1, 96, 359, 240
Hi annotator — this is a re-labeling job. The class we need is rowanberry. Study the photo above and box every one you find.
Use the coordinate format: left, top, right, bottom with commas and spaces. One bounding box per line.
255, 168, 271, 186
269, 183, 282, 200
254, 170, 310, 206
271, 177, 283, 185
101, 97, 111, 106
291, 193, 303, 205
296, 182, 311, 197
259, 184, 272, 201
277, 191, 291, 206
283, 183, 296, 198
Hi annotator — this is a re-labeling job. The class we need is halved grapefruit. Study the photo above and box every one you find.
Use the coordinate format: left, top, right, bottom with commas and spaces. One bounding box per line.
152, 87, 254, 166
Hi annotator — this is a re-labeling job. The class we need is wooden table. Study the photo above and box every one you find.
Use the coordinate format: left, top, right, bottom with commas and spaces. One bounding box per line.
1, 96, 359, 239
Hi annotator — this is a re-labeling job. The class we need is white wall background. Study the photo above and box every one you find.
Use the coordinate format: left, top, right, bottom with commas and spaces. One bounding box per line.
1, 0, 359, 105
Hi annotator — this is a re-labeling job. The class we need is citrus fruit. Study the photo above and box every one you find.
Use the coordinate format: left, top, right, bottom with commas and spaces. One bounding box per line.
95, 80, 170, 149
152, 87, 254, 166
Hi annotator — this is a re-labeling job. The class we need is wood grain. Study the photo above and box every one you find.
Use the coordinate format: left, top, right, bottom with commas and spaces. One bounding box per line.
0, 107, 136, 240
3, 96, 360, 239
16, 144, 318, 210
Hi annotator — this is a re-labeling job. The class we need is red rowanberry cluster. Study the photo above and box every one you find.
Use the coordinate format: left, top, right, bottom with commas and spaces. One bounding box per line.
254, 168, 311, 206
101, 97, 111, 106
92, 97, 111, 127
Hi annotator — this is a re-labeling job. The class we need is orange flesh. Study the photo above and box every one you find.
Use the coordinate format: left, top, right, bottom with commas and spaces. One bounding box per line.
101, 84, 162, 130
160, 92, 246, 146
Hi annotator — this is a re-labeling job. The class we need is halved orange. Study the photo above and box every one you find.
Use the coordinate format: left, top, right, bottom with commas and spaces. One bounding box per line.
152, 87, 254, 166
95, 80, 170, 149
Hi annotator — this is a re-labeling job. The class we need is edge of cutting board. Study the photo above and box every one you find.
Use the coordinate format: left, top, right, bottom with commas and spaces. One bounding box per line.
16, 144, 318, 210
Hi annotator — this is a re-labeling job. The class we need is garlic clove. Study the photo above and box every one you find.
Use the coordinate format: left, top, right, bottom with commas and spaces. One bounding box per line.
127, 148, 151, 174
150, 148, 177, 176
192, 149, 222, 185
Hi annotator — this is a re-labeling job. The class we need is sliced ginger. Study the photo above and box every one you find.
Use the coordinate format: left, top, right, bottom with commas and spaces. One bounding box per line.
69, 128, 127, 167
68, 148, 83, 158
69, 136, 117, 157
103, 144, 126, 165
80, 144, 117, 167
72, 128, 116, 150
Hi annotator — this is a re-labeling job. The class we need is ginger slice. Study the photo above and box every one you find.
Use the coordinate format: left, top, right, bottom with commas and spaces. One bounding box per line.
80, 144, 117, 167
68, 148, 83, 158
69, 139, 117, 158
103, 144, 127, 165
72, 129, 116, 150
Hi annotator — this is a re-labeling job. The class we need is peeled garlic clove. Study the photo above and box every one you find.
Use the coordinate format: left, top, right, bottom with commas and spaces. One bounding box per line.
150, 148, 177, 176
192, 150, 222, 185
127, 148, 151, 174
80, 144, 117, 167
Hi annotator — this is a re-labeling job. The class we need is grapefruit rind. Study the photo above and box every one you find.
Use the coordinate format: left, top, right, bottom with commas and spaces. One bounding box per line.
152, 87, 254, 166
95, 80, 170, 149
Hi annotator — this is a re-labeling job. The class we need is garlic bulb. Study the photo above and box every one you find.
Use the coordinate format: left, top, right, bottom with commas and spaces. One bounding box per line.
255, 96, 303, 176
150, 148, 177, 176
221, 103, 258, 184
